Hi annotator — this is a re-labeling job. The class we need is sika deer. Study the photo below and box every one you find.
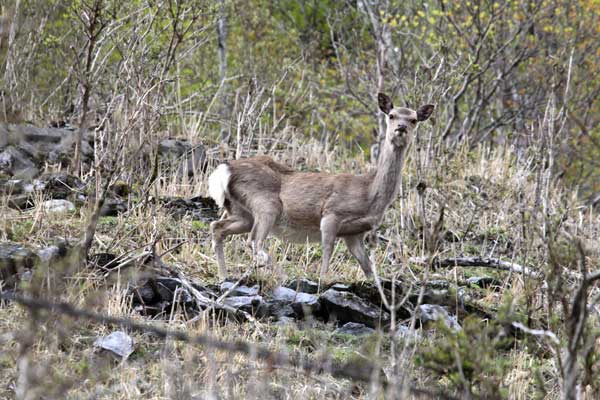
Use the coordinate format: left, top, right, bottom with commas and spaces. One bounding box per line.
208, 93, 434, 280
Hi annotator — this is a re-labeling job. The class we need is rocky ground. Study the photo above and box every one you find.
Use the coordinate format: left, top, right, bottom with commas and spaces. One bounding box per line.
1, 122, 598, 399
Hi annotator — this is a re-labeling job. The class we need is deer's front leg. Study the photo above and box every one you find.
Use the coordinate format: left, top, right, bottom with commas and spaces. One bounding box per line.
211, 214, 252, 280
344, 234, 373, 278
320, 214, 339, 276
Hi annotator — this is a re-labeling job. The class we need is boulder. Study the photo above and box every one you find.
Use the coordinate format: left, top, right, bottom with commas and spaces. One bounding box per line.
42, 199, 75, 213
0, 242, 39, 286
267, 300, 296, 320
158, 138, 206, 178
334, 322, 375, 336
329, 283, 351, 292
417, 304, 461, 331
272, 286, 320, 318
285, 278, 319, 294
319, 288, 390, 329
1, 172, 85, 210
0, 123, 94, 178
99, 198, 127, 216
222, 295, 267, 316
467, 276, 503, 289
94, 331, 134, 359
220, 281, 259, 297
34, 173, 85, 200
161, 196, 219, 222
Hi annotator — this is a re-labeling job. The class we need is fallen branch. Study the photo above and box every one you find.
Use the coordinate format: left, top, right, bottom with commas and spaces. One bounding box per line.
408, 256, 541, 278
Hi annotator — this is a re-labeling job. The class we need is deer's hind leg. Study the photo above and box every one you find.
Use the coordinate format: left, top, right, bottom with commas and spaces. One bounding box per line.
248, 197, 281, 266
211, 211, 253, 280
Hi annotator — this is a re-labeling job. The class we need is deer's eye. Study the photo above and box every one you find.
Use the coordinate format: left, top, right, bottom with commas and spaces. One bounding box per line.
389, 114, 395, 120
410, 118, 417, 124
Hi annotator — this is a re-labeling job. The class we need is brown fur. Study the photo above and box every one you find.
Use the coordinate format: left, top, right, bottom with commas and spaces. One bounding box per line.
209, 93, 434, 279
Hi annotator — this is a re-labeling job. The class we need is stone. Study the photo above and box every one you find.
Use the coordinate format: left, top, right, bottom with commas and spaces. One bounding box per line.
272, 286, 320, 318
329, 283, 351, 292
155, 277, 194, 304
467, 276, 503, 289
42, 199, 75, 213
161, 196, 219, 222
1, 172, 84, 210
417, 304, 461, 331
220, 281, 259, 297
267, 300, 296, 320
334, 322, 375, 336
222, 295, 266, 316
285, 278, 319, 294
34, 173, 85, 200
158, 138, 206, 178
0, 242, 39, 286
0, 123, 94, 178
36, 240, 70, 262
94, 331, 134, 359
99, 198, 127, 216
319, 288, 390, 329
0, 146, 39, 179
272, 286, 318, 304
395, 325, 421, 341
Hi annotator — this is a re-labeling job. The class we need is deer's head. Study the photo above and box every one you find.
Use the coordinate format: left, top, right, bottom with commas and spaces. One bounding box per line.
378, 93, 434, 148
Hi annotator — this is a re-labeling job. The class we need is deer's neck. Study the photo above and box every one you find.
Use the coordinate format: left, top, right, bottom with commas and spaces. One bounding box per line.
368, 140, 406, 214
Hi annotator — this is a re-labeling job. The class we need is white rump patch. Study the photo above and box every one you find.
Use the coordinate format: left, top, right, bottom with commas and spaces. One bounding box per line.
208, 163, 231, 208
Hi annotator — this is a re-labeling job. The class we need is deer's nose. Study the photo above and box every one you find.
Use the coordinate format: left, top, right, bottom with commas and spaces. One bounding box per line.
396, 125, 407, 133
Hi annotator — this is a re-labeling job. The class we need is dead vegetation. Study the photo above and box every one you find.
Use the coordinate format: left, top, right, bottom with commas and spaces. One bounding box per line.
1, 1, 600, 399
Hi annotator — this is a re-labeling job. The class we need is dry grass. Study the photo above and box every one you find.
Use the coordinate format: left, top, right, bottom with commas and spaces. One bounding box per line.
1, 129, 599, 399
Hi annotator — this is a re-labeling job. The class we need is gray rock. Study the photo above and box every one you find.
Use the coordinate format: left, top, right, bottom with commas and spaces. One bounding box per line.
286, 278, 319, 294
272, 286, 318, 304
36, 241, 69, 262
222, 295, 266, 316
158, 138, 206, 178
161, 196, 219, 222
267, 300, 296, 320
42, 199, 75, 213
33, 173, 85, 200
274, 316, 296, 326
319, 288, 390, 329
0, 146, 39, 179
417, 304, 461, 331
467, 276, 503, 289
0, 242, 39, 286
1, 173, 85, 209
155, 277, 194, 304
0, 123, 94, 178
395, 325, 421, 341
272, 286, 320, 318
99, 198, 127, 216
94, 331, 134, 359
334, 322, 375, 336
220, 281, 259, 297
329, 283, 351, 292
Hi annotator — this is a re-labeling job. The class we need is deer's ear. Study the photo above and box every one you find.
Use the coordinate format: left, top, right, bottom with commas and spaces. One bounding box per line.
417, 104, 435, 121
378, 93, 393, 115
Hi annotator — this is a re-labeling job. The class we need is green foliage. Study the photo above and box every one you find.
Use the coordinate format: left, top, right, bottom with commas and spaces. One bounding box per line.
416, 317, 512, 399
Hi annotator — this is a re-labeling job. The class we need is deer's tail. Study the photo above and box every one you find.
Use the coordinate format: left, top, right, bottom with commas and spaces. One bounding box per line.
208, 163, 231, 208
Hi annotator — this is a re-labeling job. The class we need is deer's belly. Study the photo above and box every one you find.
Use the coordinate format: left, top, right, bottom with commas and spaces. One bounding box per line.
272, 218, 321, 244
